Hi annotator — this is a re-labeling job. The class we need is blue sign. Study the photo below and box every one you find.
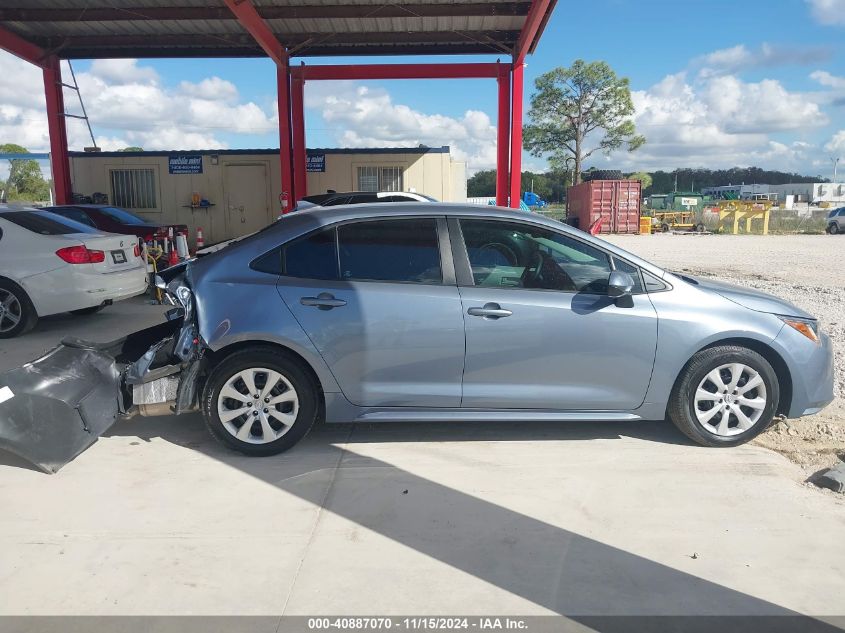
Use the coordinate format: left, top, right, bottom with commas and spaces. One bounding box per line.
168, 155, 203, 174
306, 154, 325, 172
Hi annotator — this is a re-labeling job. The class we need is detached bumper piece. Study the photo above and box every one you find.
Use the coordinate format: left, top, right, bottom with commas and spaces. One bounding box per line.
0, 318, 189, 474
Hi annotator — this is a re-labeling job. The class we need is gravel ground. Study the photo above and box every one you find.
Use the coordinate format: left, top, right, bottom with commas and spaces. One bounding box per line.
607, 233, 845, 474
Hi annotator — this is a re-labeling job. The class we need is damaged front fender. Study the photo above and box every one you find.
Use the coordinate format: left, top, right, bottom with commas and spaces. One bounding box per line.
0, 314, 197, 474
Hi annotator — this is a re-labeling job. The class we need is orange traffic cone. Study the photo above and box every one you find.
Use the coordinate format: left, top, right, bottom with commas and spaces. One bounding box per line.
168, 245, 180, 266
195, 227, 205, 250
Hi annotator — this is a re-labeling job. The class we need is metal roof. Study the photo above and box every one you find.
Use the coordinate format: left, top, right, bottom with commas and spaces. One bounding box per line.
0, 1, 556, 58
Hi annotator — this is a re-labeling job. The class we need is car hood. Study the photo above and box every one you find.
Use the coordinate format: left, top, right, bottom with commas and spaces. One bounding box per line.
675, 273, 814, 319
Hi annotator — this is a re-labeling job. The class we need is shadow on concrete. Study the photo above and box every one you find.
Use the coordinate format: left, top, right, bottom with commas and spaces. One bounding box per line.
57, 414, 836, 628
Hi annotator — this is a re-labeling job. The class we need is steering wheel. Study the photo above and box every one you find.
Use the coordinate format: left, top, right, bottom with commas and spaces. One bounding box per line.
524, 250, 545, 286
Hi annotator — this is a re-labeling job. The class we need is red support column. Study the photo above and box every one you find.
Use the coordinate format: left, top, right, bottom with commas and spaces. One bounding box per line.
277, 62, 294, 213
495, 64, 511, 207
291, 71, 307, 201
43, 56, 72, 204
509, 61, 525, 209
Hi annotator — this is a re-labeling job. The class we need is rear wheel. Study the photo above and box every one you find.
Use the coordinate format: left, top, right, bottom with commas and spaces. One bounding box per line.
668, 346, 779, 447
202, 348, 319, 456
661, 223, 671, 233
829, 223, 839, 235
0, 280, 37, 338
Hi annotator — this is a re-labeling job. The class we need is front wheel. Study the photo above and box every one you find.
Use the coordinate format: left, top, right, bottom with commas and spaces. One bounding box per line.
202, 348, 319, 456
668, 346, 779, 447
828, 223, 839, 235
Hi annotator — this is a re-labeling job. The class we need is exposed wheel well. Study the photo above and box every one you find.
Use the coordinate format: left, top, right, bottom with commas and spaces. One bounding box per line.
203, 341, 325, 408
673, 337, 792, 417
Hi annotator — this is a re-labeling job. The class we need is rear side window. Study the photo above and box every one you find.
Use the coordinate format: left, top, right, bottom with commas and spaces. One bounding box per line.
338, 218, 441, 284
50, 207, 96, 227
0, 210, 98, 235
284, 228, 339, 280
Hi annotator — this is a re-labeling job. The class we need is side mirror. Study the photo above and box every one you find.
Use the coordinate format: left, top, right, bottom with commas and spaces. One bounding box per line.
607, 271, 635, 299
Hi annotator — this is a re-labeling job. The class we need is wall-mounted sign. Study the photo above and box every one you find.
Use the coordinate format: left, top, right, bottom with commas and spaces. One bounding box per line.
168, 155, 203, 174
306, 154, 325, 172
680, 197, 698, 207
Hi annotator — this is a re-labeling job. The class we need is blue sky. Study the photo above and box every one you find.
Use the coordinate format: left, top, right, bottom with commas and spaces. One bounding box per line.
2, 0, 844, 177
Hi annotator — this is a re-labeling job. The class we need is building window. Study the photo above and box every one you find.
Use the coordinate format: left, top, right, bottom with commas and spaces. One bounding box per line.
110, 168, 157, 209
356, 166, 404, 192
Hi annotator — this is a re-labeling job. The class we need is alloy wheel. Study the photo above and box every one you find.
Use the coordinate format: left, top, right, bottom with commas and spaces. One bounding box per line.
693, 363, 767, 437
217, 367, 299, 444
0, 289, 22, 334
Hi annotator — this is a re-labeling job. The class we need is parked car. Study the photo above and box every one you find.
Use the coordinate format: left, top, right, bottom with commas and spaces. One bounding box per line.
0, 207, 147, 338
0, 204, 835, 472
826, 207, 845, 234
293, 190, 437, 212
45, 204, 188, 243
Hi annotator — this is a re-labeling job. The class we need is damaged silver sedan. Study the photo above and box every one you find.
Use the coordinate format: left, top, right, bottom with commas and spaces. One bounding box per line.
0, 204, 835, 473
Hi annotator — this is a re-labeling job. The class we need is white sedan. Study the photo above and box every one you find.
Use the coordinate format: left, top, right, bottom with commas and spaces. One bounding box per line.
0, 207, 147, 338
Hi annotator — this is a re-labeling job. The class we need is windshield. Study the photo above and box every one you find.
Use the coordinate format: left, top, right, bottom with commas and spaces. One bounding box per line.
0, 210, 100, 235
96, 206, 150, 225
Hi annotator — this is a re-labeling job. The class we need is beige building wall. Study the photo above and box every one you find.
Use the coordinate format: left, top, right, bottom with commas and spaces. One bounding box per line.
70, 148, 466, 243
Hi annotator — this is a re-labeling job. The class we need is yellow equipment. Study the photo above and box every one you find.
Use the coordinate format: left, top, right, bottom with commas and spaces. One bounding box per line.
651, 210, 701, 232
716, 200, 772, 235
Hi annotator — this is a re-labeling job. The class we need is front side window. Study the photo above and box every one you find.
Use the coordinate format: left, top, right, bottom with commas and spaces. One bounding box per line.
338, 218, 441, 284
460, 219, 612, 293
96, 206, 149, 225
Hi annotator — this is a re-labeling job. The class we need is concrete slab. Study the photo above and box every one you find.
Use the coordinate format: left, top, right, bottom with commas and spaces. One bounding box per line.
1, 413, 844, 616
0, 295, 169, 370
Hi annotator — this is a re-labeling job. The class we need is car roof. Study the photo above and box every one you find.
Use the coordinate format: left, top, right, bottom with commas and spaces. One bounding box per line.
46, 204, 111, 209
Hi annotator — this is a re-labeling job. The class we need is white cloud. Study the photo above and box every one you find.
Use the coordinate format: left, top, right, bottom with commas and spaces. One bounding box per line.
807, 0, 845, 25
604, 72, 828, 171
308, 84, 498, 172
826, 130, 845, 154
88, 59, 159, 85
0, 54, 277, 156
811, 70, 845, 89
695, 43, 831, 78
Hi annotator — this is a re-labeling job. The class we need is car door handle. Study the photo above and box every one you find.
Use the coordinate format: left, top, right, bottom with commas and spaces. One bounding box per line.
467, 303, 512, 319
300, 293, 347, 310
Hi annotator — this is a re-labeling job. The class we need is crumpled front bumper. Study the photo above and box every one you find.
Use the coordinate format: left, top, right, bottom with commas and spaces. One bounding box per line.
0, 316, 195, 474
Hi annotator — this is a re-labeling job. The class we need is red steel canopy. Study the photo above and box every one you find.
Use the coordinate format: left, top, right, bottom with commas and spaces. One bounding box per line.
0, 0, 557, 209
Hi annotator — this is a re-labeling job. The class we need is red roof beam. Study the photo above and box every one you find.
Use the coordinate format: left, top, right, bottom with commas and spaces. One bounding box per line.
223, 0, 285, 65
513, 0, 557, 63
292, 63, 501, 81
0, 23, 49, 67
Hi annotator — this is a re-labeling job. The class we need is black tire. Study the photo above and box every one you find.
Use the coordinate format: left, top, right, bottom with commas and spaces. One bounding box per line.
668, 345, 779, 447
661, 223, 671, 233
0, 279, 38, 339
70, 304, 106, 316
695, 222, 706, 233
590, 169, 623, 181
829, 223, 839, 235
202, 347, 319, 456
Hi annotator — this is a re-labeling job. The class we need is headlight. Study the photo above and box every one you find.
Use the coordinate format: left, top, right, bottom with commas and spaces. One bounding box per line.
778, 316, 820, 344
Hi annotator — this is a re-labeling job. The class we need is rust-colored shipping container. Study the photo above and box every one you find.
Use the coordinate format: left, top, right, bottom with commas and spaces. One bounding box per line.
567, 180, 642, 234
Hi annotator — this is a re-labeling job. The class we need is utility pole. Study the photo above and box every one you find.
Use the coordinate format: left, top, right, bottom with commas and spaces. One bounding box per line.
832, 157, 840, 181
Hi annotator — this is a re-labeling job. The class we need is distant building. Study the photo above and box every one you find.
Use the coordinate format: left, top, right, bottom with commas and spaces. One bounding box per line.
69, 146, 467, 243
701, 182, 845, 206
